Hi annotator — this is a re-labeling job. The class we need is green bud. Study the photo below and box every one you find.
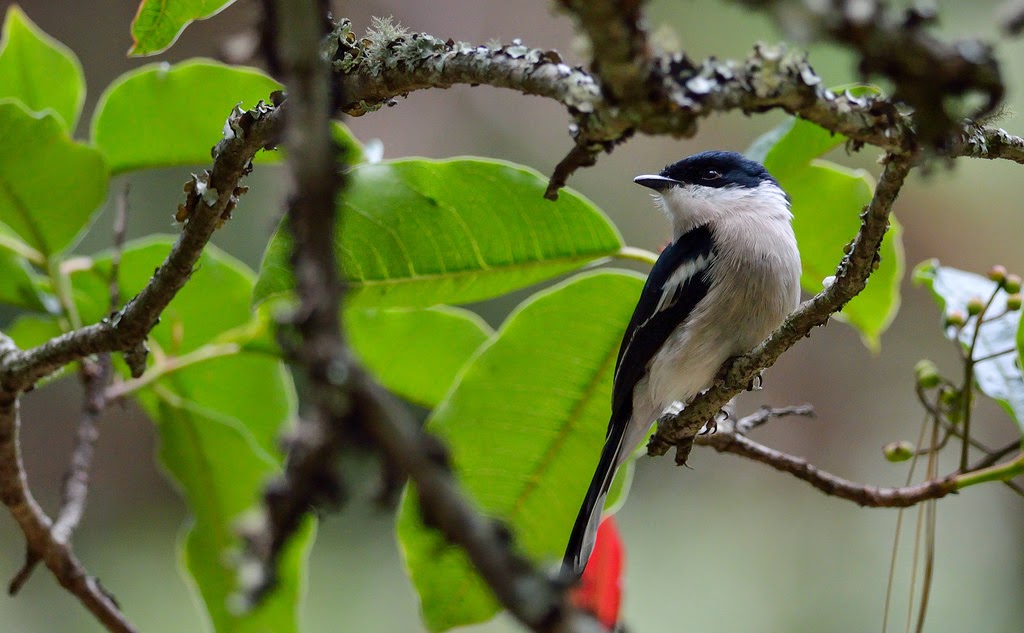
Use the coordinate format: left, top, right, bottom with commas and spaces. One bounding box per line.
940, 388, 960, 408
1004, 274, 1022, 294
966, 297, 985, 316
945, 310, 966, 328
913, 359, 941, 389
883, 441, 915, 462
1007, 293, 1022, 311
987, 265, 1007, 284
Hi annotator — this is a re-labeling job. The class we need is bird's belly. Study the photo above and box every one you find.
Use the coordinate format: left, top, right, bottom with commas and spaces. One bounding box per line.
644, 328, 730, 414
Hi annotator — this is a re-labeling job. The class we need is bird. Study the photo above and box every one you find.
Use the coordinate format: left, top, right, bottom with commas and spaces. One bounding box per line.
561, 150, 802, 577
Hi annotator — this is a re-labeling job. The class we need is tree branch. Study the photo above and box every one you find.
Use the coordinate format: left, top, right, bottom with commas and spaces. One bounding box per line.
697, 414, 958, 507
697, 406, 1024, 507
650, 154, 912, 464
328, 19, 1023, 196
0, 394, 137, 633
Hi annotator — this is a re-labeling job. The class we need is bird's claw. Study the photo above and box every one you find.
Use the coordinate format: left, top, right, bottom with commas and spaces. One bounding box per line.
746, 372, 763, 391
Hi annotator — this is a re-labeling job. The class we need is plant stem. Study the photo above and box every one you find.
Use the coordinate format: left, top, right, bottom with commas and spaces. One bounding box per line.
614, 246, 658, 265
105, 342, 240, 399
959, 286, 1002, 470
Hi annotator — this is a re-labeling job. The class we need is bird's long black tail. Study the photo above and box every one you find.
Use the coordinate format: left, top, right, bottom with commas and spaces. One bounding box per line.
561, 414, 628, 578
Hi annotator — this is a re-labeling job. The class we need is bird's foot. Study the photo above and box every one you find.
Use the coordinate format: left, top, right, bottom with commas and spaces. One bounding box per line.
747, 371, 764, 391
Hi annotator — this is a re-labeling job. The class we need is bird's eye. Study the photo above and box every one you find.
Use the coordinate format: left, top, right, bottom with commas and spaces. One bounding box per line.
702, 169, 722, 181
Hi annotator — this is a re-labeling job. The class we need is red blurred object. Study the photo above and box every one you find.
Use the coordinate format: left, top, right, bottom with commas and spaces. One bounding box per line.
570, 517, 624, 629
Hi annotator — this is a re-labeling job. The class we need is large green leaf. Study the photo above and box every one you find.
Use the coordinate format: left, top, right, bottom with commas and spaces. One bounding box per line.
67, 238, 310, 630
914, 260, 1024, 432
91, 60, 281, 174
749, 116, 904, 350
0, 101, 107, 257
345, 306, 493, 408
254, 158, 624, 307
0, 6, 85, 130
138, 392, 313, 633
130, 0, 239, 56
397, 270, 642, 632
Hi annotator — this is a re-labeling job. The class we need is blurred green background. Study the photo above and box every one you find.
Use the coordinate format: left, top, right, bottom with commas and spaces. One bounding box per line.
1, 0, 1022, 631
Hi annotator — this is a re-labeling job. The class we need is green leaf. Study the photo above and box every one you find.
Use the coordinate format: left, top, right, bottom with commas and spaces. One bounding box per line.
346, 306, 493, 408
333, 120, 366, 165
130, 0, 238, 56
140, 391, 314, 633
254, 158, 624, 307
0, 101, 108, 257
751, 116, 903, 349
70, 237, 310, 630
0, 6, 85, 130
397, 270, 642, 631
914, 260, 1024, 431
91, 60, 281, 174
785, 161, 903, 349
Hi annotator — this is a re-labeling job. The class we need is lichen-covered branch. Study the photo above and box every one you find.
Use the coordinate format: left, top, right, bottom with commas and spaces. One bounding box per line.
650, 154, 912, 463
328, 19, 1022, 197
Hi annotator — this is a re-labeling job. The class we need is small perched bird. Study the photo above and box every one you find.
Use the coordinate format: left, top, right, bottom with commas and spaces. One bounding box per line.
562, 151, 802, 577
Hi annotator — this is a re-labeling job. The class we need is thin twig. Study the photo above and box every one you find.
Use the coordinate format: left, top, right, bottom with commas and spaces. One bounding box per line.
0, 396, 137, 633
732, 404, 816, 434
8, 187, 130, 594
698, 421, 957, 507
959, 286, 1002, 470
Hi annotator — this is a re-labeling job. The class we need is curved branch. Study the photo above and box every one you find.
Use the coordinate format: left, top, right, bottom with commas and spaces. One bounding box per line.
329, 22, 1024, 195
0, 397, 137, 633
697, 407, 1024, 507
700, 424, 957, 507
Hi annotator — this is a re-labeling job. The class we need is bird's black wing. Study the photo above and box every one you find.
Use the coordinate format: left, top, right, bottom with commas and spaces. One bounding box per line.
610, 223, 717, 428
562, 224, 716, 576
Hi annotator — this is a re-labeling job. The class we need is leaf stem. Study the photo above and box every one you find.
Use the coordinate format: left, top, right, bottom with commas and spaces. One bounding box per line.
49, 258, 81, 331
959, 285, 1002, 471
954, 452, 1024, 488
0, 233, 45, 266
105, 342, 240, 400
614, 246, 658, 265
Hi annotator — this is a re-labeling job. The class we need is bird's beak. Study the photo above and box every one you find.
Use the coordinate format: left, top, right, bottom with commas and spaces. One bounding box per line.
633, 175, 680, 191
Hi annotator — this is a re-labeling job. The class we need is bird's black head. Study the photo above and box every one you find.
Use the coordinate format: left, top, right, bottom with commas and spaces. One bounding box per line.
635, 151, 778, 191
